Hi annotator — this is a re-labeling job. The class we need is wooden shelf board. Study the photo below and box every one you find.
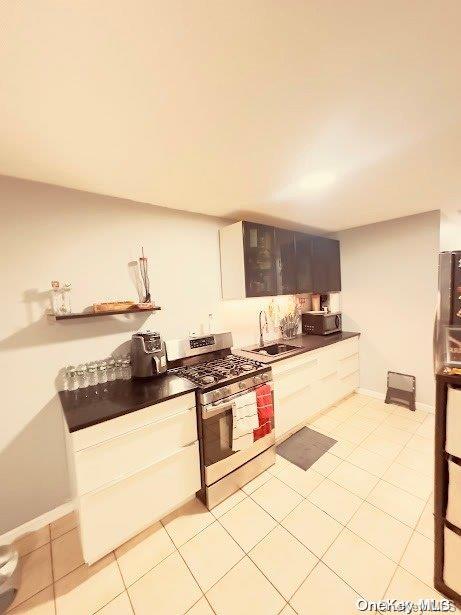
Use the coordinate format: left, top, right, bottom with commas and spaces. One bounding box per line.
51, 306, 161, 320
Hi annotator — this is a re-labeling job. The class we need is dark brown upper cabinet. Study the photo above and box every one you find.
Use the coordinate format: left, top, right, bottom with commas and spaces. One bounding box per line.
311, 236, 341, 293
219, 221, 341, 299
274, 227, 297, 295
294, 232, 314, 292
242, 222, 277, 297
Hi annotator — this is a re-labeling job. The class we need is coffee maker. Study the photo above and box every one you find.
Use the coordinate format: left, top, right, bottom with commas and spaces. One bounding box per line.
131, 331, 167, 378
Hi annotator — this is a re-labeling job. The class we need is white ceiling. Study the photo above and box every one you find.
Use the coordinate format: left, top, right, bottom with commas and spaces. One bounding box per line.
1, 1, 461, 231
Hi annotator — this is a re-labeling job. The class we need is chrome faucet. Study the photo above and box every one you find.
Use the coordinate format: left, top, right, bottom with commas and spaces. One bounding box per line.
259, 310, 268, 347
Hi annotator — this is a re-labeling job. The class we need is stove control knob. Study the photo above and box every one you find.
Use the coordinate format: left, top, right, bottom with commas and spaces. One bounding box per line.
254, 375, 262, 385
238, 381, 246, 390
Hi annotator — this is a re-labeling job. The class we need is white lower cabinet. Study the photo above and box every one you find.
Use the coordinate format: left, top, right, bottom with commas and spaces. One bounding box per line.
446, 386, 461, 458
447, 459, 461, 529
79, 442, 200, 564
67, 393, 200, 564
444, 526, 461, 594
273, 337, 359, 438
74, 406, 197, 495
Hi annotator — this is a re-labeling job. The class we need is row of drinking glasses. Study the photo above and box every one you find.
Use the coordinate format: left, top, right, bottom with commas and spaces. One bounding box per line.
64, 356, 131, 390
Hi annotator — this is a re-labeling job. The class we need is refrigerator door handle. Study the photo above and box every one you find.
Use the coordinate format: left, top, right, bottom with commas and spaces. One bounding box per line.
433, 301, 439, 375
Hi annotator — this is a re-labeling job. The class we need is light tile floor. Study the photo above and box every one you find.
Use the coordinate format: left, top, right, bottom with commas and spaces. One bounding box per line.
7, 394, 454, 615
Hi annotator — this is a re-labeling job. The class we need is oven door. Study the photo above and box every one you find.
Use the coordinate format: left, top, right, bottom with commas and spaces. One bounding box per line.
201, 385, 275, 486
324, 313, 341, 333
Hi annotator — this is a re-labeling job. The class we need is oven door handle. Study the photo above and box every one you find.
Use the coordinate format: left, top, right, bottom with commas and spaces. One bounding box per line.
202, 402, 235, 420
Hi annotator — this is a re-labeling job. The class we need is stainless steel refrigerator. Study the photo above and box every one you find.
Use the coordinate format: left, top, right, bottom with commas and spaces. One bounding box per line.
433, 250, 461, 607
435, 251, 461, 374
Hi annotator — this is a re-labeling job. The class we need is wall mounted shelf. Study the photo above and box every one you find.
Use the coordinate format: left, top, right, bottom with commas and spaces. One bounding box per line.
50, 306, 161, 321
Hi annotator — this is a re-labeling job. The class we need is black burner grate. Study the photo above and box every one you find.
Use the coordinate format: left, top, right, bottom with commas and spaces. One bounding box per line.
171, 354, 263, 386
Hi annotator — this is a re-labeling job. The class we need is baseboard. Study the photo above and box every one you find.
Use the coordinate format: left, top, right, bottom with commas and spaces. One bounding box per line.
358, 388, 384, 400
0, 500, 75, 545
358, 387, 435, 414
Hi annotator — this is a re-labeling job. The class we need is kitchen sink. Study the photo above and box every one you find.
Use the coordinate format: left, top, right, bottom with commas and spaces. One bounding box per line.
251, 343, 299, 356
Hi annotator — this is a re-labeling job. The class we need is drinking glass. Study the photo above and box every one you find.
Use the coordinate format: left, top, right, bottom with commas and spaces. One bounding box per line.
87, 363, 98, 386
97, 362, 108, 384
121, 357, 131, 380
76, 365, 89, 388
65, 366, 78, 391
107, 358, 116, 381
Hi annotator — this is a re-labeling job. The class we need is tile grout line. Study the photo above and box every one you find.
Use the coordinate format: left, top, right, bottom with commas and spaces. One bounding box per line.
112, 552, 136, 615
26, 396, 433, 615
48, 529, 57, 615
6, 542, 55, 613
96, 456, 430, 615
312, 419, 433, 500
159, 515, 216, 614
327, 464, 431, 503
49, 523, 78, 545
212, 512, 288, 609
92, 589, 130, 615
379, 487, 434, 601
252, 457, 433, 576
272, 450, 428, 532
230, 489, 371, 610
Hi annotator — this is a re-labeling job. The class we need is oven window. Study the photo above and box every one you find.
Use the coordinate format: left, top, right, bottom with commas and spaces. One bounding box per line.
202, 408, 235, 466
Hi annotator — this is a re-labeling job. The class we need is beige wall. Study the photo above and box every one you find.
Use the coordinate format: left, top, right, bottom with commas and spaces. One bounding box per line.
440, 211, 461, 252
0, 175, 304, 534
337, 211, 440, 408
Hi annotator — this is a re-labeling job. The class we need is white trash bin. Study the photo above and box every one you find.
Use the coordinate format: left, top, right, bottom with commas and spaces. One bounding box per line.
0, 546, 21, 613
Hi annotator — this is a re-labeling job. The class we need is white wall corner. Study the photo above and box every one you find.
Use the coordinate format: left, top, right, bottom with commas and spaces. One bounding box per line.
0, 500, 75, 545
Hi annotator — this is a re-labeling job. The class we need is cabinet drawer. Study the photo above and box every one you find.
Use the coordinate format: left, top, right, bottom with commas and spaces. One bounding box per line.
274, 357, 318, 400
446, 387, 461, 458
338, 353, 359, 379
447, 459, 461, 529
271, 353, 319, 378
444, 525, 461, 594
75, 405, 197, 495
274, 382, 317, 438
316, 345, 338, 379
71, 392, 196, 451
336, 337, 359, 360
316, 371, 341, 410
340, 369, 359, 392
79, 441, 201, 564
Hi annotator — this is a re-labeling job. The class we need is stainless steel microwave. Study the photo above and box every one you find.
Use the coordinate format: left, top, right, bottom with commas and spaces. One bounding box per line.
302, 311, 342, 336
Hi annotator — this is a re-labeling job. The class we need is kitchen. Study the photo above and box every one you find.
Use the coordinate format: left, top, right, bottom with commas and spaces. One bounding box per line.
0, 2, 457, 614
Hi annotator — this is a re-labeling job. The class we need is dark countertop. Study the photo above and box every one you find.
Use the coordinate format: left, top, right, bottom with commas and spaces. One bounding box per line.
233, 331, 360, 364
59, 374, 198, 433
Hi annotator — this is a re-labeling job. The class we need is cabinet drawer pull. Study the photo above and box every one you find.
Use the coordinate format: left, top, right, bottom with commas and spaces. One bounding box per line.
280, 382, 312, 400
276, 359, 317, 377
340, 369, 359, 381
320, 371, 337, 381
75, 406, 195, 452
81, 440, 198, 496
340, 352, 358, 362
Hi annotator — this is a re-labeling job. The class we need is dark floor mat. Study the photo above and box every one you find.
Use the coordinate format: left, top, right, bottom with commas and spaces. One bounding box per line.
276, 427, 337, 471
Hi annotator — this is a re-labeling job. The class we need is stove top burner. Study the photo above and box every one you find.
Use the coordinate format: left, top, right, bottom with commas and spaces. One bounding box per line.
171, 354, 265, 388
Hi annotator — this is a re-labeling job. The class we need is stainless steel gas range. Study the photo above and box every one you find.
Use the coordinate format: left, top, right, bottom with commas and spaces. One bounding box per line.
166, 332, 275, 509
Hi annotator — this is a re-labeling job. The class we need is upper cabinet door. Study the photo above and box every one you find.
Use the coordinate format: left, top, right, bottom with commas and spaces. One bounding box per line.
275, 228, 296, 295
242, 222, 277, 296
294, 232, 314, 292
219, 221, 341, 299
311, 237, 341, 293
